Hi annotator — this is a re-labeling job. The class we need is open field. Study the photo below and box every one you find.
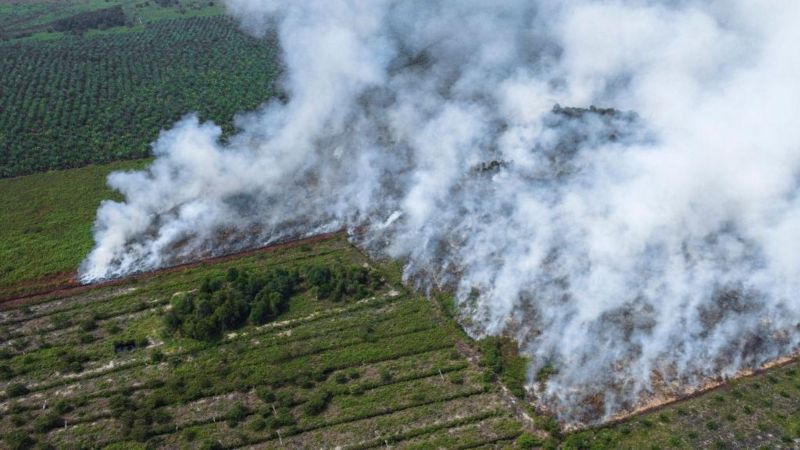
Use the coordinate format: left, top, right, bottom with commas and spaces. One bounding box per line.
0, 3, 279, 177
0, 160, 148, 300
0, 234, 532, 449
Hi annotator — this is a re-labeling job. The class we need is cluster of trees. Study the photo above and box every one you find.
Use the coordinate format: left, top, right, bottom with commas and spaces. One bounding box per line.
306, 264, 383, 302
164, 267, 301, 341
0, 16, 280, 177
51, 6, 128, 34
165, 263, 382, 341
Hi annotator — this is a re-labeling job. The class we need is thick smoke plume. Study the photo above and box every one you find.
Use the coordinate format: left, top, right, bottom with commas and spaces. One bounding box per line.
81, 1, 800, 423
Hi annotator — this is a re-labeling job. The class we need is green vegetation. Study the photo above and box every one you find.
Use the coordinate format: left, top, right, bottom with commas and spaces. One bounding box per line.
564, 361, 800, 449
0, 0, 223, 41
0, 235, 526, 448
479, 335, 529, 399
165, 264, 382, 341
0, 159, 147, 299
0, 14, 279, 177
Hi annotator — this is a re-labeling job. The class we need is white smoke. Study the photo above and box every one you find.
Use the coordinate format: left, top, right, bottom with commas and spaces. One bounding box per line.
80, 0, 800, 423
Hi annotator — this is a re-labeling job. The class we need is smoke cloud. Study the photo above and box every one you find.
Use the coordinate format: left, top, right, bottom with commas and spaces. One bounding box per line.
80, 0, 800, 423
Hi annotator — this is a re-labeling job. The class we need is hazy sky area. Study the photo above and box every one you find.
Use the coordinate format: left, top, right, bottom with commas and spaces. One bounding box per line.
80, 0, 800, 423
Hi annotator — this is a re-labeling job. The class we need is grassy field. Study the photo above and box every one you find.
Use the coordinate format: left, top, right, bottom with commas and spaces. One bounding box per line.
0, 160, 148, 299
0, 234, 532, 449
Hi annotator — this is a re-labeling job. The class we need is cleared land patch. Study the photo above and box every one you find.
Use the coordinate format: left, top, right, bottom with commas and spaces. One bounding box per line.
0, 234, 529, 449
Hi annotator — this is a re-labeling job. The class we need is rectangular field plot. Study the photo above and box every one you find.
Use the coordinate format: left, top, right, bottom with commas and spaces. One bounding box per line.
0, 234, 526, 449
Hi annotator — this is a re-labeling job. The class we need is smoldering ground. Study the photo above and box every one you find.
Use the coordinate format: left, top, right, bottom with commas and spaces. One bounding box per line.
80, 1, 800, 423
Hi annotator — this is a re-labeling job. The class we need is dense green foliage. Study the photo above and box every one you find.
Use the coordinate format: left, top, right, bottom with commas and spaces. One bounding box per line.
52, 5, 128, 34
0, 15, 279, 177
305, 264, 384, 302
165, 267, 301, 341
165, 264, 382, 341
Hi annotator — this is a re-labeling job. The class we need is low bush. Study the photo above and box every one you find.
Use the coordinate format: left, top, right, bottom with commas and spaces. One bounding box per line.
304, 391, 332, 416
6, 383, 29, 398
226, 402, 249, 427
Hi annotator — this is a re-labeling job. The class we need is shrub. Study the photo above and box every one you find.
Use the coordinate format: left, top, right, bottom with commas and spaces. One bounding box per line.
54, 399, 74, 414
449, 372, 464, 385
275, 391, 294, 407
6, 383, 29, 398
517, 433, 540, 449
303, 391, 332, 416
249, 417, 266, 431
183, 429, 198, 442
335, 373, 348, 384
80, 318, 97, 332
10, 414, 28, 427
33, 412, 62, 433
4, 432, 34, 450
706, 420, 719, 431
151, 350, 165, 363
0, 364, 13, 380
226, 402, 249, 427
273, 407, 295, 427
256, 387, 276, 403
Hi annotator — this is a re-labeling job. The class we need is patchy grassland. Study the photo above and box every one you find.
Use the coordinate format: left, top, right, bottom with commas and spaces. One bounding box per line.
0, 234, 531, 449
563, 361, 800, 449
0, 160, 148, 299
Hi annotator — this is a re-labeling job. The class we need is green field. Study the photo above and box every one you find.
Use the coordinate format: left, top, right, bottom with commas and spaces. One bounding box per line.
0, 160, 148, 299
0, 2, 279, 177
0, 234, 534, 449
